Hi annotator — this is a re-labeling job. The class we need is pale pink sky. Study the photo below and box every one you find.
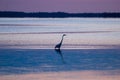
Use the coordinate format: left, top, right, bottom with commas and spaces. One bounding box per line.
0, 0, 120, 13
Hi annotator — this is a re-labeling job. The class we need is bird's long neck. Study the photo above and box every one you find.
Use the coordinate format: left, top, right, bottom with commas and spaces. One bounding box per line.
60, 36, 64, 45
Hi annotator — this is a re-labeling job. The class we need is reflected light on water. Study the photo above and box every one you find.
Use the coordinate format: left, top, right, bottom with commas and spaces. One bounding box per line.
0, 18, 120, 49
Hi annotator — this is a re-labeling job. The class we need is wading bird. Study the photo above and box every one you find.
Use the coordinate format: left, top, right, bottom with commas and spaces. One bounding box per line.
55, 34, 66, 50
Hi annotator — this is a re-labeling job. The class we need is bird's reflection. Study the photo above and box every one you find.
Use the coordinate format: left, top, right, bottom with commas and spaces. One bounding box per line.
55, 49, 65, 64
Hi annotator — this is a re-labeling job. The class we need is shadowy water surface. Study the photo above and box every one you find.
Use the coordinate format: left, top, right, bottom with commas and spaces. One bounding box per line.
0, 49, 120, 75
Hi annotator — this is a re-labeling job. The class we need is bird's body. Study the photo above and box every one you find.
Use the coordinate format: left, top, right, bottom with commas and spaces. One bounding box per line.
55, 34, 66, 50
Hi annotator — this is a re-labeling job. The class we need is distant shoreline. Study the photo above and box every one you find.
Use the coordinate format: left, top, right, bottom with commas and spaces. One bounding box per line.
0, 11, 120, 18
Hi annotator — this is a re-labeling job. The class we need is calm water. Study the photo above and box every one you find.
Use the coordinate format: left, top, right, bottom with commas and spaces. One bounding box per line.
0, 49, 120, 75
0, 18, 120, 75
0, 18, 120, 49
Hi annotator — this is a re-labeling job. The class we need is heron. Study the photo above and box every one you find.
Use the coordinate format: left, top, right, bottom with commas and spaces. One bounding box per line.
55, 34, 66, 50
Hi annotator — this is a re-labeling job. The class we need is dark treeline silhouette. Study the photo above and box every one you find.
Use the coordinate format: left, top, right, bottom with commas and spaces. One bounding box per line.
0, 11, 120, 18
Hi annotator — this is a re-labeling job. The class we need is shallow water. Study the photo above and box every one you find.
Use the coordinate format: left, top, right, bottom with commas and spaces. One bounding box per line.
0, 49, 120, 75
0, 18, 120, 79
0, 18, 120, 49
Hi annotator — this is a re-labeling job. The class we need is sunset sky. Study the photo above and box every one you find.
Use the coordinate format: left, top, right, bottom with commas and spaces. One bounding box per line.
0, 0, 120, 13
